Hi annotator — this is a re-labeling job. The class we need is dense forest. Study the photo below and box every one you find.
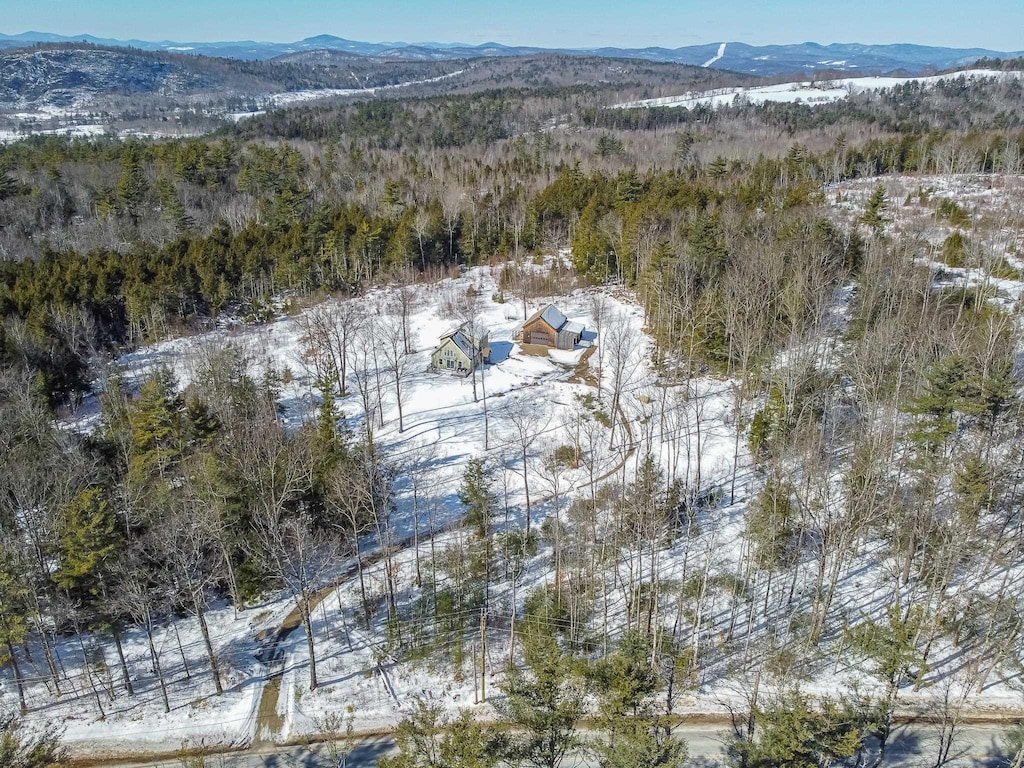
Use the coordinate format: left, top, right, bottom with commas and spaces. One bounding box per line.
2, 59, 1024, 767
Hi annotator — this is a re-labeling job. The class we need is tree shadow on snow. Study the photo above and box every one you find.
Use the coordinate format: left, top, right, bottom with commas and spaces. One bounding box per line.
258, 737, 395, 767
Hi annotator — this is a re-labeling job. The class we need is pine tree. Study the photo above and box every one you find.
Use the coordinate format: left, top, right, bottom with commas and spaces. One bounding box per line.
596, 134, 625, 157
154, 176, 191, 232
590, 631, 688, 768
127, 372, 183, 486
673, 132, 695, 164
707, 156, 729, 178
687, 213, 729, 277
184, 396, 220, 449
497, 632, 585, 768
746, 476, 800, 571
115, 142, 149, 225
382, 701, 504, 768
907, 355, 983, 454
953, 453, 992, 529
459, 458, 496, 539
849, 603, 928, 691
52, 487, 120, 597
615, 169, 642, 205
0, 713, 68, 767
440, 711, 506, 768
0, 173, 18, 201
0, 547, 30, 713
861, 184, 888, 230
728, 688, 874, 768
379, 698, 445, 768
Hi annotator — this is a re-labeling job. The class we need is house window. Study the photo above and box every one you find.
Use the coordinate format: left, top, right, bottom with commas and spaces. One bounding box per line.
447, 359, 453, 368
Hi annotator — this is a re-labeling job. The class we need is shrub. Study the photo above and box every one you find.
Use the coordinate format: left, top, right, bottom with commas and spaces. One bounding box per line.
940, 231, 967, 267
552, 444, 578, 468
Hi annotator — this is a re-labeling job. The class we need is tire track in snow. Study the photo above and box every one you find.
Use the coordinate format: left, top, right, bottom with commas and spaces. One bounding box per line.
703, 42, 727, 67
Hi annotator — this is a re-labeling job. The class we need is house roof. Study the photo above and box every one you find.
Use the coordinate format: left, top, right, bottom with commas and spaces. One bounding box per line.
524, 305, 586, 336
440, 323, 486, 355
437, 328, 477, 359
562, 321, 584, 335
540, 305, 568, 330
525, 304, 569, 332
449, 331, 476, 359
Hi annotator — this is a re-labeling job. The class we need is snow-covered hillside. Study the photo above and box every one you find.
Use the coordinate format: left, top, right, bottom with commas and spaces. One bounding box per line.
611, 69, 1023, 110
22, 264, 740, 756
12, 235, 1024, 758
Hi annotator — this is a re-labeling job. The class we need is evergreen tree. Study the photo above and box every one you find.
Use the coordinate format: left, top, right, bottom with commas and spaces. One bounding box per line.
0, 173, 18, 201
907, 355, 983, 454
380, 698, 444, 768
615, 169, 643, 205
154, 176, 192, 232
497, 632, 585, 768
440, 711, 506, 768
0, 714, 67, 767
115, 142, 149, 225
727, 688, 874, 768
52, 487, 120, 598
686, 213, 729, 278
127, 371, 184, 486
590, 630, 687, 768
0, 545, 30, 713
382, 700, 504, 768
183, 396, 220, 449
459, 458, 496, 539
596, 134, 625, 157
953, 453, 993, 528
861, 184, 888, 230
571, 194, 612, 281
707, 156, 729, 178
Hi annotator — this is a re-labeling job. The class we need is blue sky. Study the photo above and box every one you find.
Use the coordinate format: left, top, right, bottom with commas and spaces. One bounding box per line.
4, 0, 1023, 50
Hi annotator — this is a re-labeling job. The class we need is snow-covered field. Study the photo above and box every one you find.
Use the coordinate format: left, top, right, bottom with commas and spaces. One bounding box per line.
612, 69, 1023, 110
228, 69, 465, 120
0, 122, 111, 144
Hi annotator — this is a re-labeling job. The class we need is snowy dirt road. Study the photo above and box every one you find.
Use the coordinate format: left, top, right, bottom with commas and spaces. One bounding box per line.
80, 722, 1016, 767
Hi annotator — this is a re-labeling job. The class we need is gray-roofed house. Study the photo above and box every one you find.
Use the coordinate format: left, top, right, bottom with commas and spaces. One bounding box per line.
431, 324, 491, 375
514, 304, 585, 350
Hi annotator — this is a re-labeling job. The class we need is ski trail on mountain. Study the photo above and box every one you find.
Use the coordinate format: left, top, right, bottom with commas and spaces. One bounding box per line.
703, 42, 727, 67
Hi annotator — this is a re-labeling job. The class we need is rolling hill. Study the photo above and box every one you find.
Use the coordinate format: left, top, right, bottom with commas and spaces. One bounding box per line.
1, 31, 1020, 74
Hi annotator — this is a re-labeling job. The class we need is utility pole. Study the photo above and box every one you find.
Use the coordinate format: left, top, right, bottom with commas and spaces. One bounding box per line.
480, 609, 488, 702
482, 355, 489, 451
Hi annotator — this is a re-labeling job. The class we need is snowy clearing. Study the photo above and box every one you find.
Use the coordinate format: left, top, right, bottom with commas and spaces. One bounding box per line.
12, 243, 1024, 756
611, 69, 1023, 110
702, 43, 727, 68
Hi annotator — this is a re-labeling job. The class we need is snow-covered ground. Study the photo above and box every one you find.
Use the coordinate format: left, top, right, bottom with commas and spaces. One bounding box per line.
19, 264, 723, 755
4, 599, 275, 756
10, 244, 1024, 757
0, 122, 111, 144
0, 70, 468, 140
611, 69, 1023, 110
224, 70, 466, 121
702, 43, 727, 68
829, 173, 1024, 310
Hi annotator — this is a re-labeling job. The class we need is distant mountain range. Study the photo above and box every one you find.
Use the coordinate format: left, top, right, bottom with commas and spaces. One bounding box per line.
1, 31, 1021, 75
